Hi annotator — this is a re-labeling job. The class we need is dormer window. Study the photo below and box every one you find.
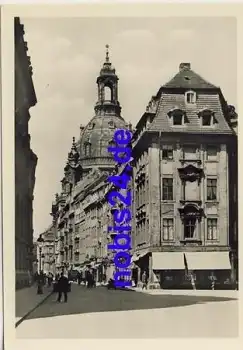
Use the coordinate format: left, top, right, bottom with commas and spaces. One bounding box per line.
108, 120, 115, 129
87, 123, 95, 130
185, 90, 196, 104
198, 109, 216, 127
168, 108, 186, 126
173, 114, 183, 125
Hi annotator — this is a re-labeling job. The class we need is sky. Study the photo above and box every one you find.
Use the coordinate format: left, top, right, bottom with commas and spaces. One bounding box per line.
22, 17, 237, 237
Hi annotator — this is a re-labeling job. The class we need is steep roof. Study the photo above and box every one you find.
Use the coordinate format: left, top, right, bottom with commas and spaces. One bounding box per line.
162, 62, 218, 90
148, 93, 233, 134
147, 63, 233, 135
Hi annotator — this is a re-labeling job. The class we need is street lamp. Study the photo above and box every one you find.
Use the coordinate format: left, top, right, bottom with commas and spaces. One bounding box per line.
37, 234, 44, 274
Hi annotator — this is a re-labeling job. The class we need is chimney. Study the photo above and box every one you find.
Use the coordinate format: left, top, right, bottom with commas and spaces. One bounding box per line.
179, 63, 191, 72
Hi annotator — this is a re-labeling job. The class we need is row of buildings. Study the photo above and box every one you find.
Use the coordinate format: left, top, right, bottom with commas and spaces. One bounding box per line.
37, 48, 238, 289
15, 18, 38, 289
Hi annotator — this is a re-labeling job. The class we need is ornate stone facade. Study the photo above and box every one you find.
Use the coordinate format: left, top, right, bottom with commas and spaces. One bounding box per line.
131, 63, 238, 289
15, 18, 38, 289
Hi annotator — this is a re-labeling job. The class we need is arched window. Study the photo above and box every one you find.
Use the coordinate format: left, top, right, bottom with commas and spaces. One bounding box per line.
104, 85, 112, 101
168, 108, 186, 126
84, 142, 91, 157
198, 109, 215, 127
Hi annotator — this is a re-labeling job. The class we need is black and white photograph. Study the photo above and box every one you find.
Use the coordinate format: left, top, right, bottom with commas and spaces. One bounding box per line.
4, 6, 240, 341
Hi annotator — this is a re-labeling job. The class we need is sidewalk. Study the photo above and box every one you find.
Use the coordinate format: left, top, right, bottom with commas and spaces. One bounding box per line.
15, 284, 53, 327
127, 287, 239, 298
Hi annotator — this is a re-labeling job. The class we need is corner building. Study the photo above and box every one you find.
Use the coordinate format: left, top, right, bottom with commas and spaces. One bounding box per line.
132, 63, 238, 289
15, 18, 38, 289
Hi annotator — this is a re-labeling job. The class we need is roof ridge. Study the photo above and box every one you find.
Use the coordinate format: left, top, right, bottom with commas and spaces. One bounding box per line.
162, 66, 218, 89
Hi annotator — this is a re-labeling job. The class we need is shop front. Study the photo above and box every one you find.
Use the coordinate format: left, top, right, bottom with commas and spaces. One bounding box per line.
183, 251, 232, 290
151, 251, 232, 290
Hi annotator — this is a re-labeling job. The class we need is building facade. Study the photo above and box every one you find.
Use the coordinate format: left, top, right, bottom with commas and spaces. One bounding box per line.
131, 63, 238, 289
50, 47, 131, 280
15, 18, 38, 289
38, 225, 55, 275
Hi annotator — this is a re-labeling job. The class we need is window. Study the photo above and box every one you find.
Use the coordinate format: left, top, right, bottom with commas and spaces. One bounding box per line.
104, 86, 112, 101
199, 109, 215, 127
207, 179, 217, 200
84, 142, 91, 156
184, 218, 196, 239
202, 114, 212, 126
207, 218, 217, 240
173, 114, 183, 125
162, 178, 173, 200
185, 91, 196, 104
168, 108, 186, 126
87, 123, 95, 130
162, 145, 173, 160
108, 120, 115, 129
206, 146, 218, 161
163, 219, 174, 241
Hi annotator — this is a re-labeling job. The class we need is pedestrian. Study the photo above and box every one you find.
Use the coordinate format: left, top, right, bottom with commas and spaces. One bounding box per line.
141, 271, 148, 290
37, 271, 44, 294
47, 273, 53, 287
57, 272, 69, 303
77, 272, 82, 285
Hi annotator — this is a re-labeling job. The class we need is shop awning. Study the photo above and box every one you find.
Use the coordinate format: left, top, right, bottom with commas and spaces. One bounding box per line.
185, 251, 231, 270
152, 252, 185, 270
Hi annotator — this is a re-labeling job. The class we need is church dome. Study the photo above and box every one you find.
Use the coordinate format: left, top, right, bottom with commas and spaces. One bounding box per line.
76, 45, 130, 173
77, 114, 127, 171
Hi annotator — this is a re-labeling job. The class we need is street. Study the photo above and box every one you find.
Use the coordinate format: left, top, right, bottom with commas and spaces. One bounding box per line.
16, 284, 238, 338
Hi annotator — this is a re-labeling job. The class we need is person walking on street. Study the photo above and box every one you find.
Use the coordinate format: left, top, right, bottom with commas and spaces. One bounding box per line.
77, 272, 82, 285
47, 273, 53, 287
57, 272, 69, 302
37, 271, 45, 294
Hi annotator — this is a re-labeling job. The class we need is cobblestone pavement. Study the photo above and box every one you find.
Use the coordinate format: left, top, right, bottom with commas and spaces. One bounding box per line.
16, 284, 238, 338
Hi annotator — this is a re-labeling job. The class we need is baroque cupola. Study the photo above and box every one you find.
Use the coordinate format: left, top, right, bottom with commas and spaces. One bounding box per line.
76, 45, 128, 174
95, 44, 121, 117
